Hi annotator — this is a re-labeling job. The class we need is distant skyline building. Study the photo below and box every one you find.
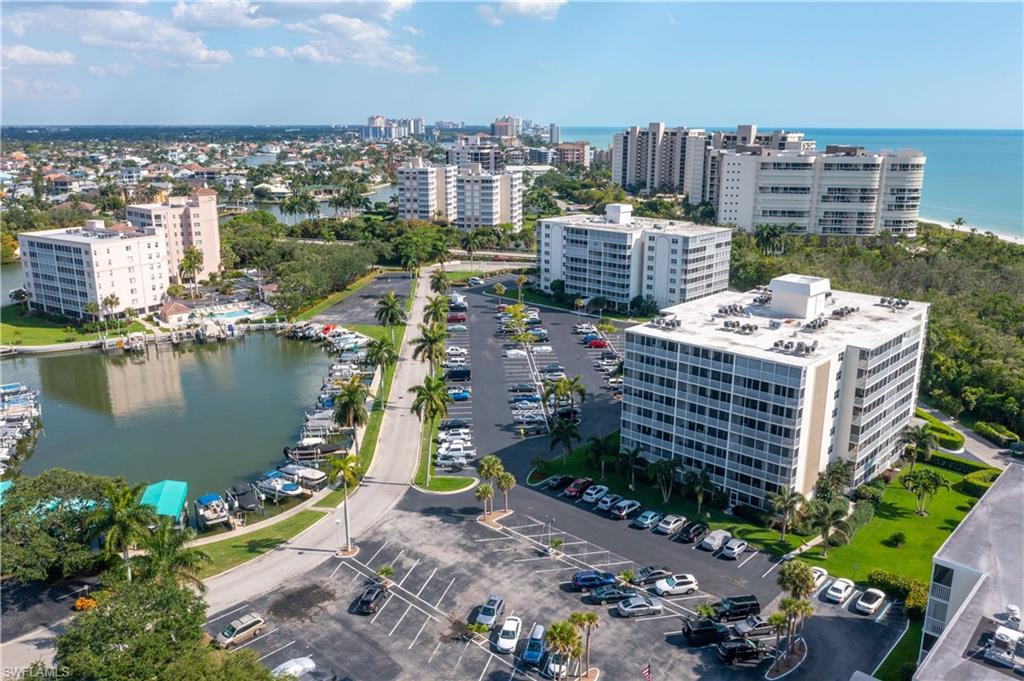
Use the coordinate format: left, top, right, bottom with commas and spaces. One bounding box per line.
555, 142, 591, 169
364, 114, 424, 140
397, 157, 457, 222
447, 135, 501, 172
455, 163, 523, 230
549, 123, 561, 144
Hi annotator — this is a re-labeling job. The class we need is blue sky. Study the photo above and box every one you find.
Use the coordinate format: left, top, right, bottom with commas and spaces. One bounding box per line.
2, 1, 1022, 128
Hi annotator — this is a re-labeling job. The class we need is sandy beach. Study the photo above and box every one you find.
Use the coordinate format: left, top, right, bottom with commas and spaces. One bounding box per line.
919, 217, 1024, 245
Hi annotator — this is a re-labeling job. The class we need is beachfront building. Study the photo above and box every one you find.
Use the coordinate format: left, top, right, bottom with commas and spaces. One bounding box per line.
447, 135, 501, 173
455, 163, 523, 230
537, 203, 731, 310
397, 157, 457, 222
914, 464, 1023, 680
124, 188, 221, 282
18, 219, 171, 319
620, 274, 929, 508
555, 142, 591, 169
549, 124, 561, 144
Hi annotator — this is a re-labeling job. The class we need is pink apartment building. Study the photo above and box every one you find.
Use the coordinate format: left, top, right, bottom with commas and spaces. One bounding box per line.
124, 188, 221, 282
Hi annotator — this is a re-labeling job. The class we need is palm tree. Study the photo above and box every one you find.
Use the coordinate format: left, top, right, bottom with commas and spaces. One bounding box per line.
474, 483, 494, 515
83, 300, 101, 323
327, 193, 346, 217
901, 468, 950, 515
179, 246, 204, 299
424, 295, 448, 326
411, 322, 447, 372
496, 471, 516, 512
374, 291, 407, 345
777, 559, 816, 600
89, 482, 157, 583
754, 224, 785, 255
333, 376, 370, 456
651, 459, 677, 503
515, 274, 527, 303
585, 434, 615, 479
561, 375, 586, 410
900, 424, 936, 472
544, 621, 582, 678
493, 282, 507, 305
695, 601, 717, 619
429, 269, 450, 295
682, 467, 713, 516
567, 611, 600, 676
477, 455, 505, 497
548, 418, 581, 465
135, 517, 211, 591
780, 597, 814, 653
952, 216, 966, 231
620, 444, 642, 492
102, 293, 121, 334
408, 375, 450, 486
806, 500, 851, 558
326, 453, 361, 552
365, 337, 398, 395
462, 230, 482, 273
767, 611, 788, 652
769, 488, 806, 541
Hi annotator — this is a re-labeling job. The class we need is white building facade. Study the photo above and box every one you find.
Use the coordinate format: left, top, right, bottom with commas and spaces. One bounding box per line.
537, 204, 731, 310
397, 158, 457, 222
455, 164, 523, 230
620, 274, 928, 508
447, 135, 501, 173
124, 188, 221, 282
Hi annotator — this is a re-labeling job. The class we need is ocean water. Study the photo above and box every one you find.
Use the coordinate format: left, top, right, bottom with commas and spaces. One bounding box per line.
561, 127, 1024, 239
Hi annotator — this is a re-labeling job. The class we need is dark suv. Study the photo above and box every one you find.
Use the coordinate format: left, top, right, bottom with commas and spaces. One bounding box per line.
682, 618, 732, 646
570, 570, 616, 592
675, 521, 709, 543
711, 595, 761, 622
717, 638, 766, 664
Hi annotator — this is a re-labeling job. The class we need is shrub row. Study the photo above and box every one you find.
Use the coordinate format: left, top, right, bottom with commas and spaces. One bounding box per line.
731, 503, 769, 527
960, 468, 1001, 498
974, 421, 1020, 447
867, 569, 928, 620
927, 450, 990, 474
848, 500, 875, 533
914, 408, 966, 450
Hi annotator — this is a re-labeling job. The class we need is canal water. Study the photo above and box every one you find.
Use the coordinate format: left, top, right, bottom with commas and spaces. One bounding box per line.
2, 334, 328, 501
233, 184, 397, 224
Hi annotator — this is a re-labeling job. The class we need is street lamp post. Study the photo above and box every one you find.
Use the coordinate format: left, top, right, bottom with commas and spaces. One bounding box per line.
342, 476, 352, 552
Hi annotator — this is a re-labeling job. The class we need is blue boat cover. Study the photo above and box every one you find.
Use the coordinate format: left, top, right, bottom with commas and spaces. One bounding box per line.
196, 493, 222, 505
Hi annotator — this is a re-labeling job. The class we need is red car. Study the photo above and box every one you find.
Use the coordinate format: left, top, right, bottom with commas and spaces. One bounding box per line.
588, 339, 609, 349
563, 477, 593, 498
447, 313, 467, 323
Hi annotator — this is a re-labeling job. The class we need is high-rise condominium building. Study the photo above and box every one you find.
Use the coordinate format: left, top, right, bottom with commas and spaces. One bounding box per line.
455, 163, 523, 230
125, 188, 221, 282
612, 123, 925, 236
492, 118, 517, 139
447, 135, 501, 173
397, 158, 457, 222
621, 274, 928, 508
549, 124, 561, 144
555, 142, 591, 169
537, 204, 732, 310
19, 219, 170, 318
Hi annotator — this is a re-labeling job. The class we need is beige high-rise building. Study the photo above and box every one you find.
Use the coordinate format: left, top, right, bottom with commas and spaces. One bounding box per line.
125, 188, 221, 282
555, 142, 591, 169
397, 158, 457, 222
455, 163, 523, 230
447, 135, 501, 173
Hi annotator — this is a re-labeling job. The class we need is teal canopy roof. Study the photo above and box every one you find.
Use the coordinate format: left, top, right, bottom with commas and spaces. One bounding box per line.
0, 480, 11, 505
142, 480, 188, 517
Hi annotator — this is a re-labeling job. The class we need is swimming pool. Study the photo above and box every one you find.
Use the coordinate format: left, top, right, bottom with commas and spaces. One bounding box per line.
207, 308, 256, 319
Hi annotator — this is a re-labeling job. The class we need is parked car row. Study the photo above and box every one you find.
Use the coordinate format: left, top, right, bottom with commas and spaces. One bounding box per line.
472, 594, 569, 678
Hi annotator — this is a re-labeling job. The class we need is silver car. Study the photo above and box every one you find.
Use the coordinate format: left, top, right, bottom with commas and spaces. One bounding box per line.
616, 595, 664, 618
475, 594, 505, 628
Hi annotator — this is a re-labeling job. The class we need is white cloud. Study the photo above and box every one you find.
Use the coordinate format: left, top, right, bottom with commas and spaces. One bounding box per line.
379, 0, 414, 21
249, 11, 433, 72
171, 0, 277, 29
403, 25, 423, 36
6, 76, 80, 99
88, 62, 135, 77
2, 44, 77, 66
477, 0, 567, 26
4, 12, 37, 37
255, 2, 414, 22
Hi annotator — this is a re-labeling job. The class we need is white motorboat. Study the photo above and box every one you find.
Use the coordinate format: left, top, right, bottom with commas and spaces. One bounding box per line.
194, 494, 230, 528
255, 471, 303, 500
277, 463, 328, 491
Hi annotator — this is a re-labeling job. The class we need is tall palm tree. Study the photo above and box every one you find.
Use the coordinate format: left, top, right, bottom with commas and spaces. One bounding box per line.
408, 375, 450, 486
102, 293, 121, 334
374, 291, 407, 345
333, 376, 370, 456
561, 375, 586, 410
754, 224, 785, 256
327, 193, 346, 217
567, 611, 600, 676
493, 282, 507, 305
901, 468, 950, 515
682, 466, 713, 516
429, 269, 450, 295
586, 434, 617, 480
620, 444, 643, 492
411, 322, 447, 372
462, 230, 482, 273
544, 621, 582, 678
474, 483, 494, 515
135, 517, 211, 591
651, 459, 677, 503
424, 295, 449, 327
179, 246, 204, 299
496, 471, 516, 513
478, 454, 505, 496
365, 337, 398, 395
515, 274, 527, 303
767, 611, 788, 652
900, 424, 936, 472
769, 488, 806, 541
781, 598, 814, 652
326, 453, 361, 552
777, 559, 816, 600
89, 482, 157, 583
806, 500, 851, 558
548, 418, 581, 465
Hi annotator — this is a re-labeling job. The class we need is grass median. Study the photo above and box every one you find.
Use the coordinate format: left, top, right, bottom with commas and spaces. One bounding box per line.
413, 383, 475, 494
873, 619, 922, 681
198, 510, 328, 579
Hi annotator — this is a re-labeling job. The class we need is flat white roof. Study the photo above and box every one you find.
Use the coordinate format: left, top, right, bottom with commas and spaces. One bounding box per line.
19, 225, 156, 244
540, 212, 729, 238
628, 283, 928, 366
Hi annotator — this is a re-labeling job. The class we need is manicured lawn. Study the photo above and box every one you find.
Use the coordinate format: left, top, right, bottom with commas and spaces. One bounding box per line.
346, 323, 390, 342
445, 267, 525, 285
536, 436, 806, 556
1, 304, 149, 345
197, 510, 328, 578
424, 475, 476, 492
799, 463, 974, 583
294, 270, 380, 321
874, 619, 922, 681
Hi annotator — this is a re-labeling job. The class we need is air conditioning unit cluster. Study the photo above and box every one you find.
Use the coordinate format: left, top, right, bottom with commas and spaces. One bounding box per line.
773, 339, 818, 355
879, 297, 909, 308
832, 305, 860, 318
650, 315, 681, 329
804, 316, 829, 331
718, 304, 745, 316
724, 321, 758, 335
752, 294, 772, 306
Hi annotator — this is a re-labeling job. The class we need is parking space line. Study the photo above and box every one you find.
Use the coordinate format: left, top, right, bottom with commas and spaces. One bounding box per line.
398, 558, 420, 586
428, 640, 442, 663
474, 536, 516, 543
476, 655, 492, 681
234, 627, 278, 649
875, 601, 894, 622
257, 640, 295, 661
512, 555, 555, 564
522, 530, 564, 539
204, 603, 249, 625
370, 594, 395, 623
330, 559, 345, 579
631, 614, 682, 623
664, 595, 708, 602
382, 548, 406, 570
504, 522, 542, 531
415, 568, 437, 596
492, 546, 520, 553
591, 560, 631, 568
367, 540, 390, 564
844, 590, 862, 607
738, 550, 760, 568
388, 604, 413, 637
409, 618, 430, 649
435, 577, 456, 607
761, 559, 784, 579
455, 640, 472, 669
535, 565, 579, 574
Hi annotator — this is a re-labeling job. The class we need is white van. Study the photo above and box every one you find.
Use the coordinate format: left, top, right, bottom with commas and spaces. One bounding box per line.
699, 529, 732, 551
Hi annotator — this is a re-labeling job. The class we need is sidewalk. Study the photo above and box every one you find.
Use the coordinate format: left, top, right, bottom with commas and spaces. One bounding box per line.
916, 403, 1010, 470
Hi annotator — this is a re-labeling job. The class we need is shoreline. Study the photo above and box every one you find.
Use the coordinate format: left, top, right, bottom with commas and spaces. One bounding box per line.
918, 217, 1024, 245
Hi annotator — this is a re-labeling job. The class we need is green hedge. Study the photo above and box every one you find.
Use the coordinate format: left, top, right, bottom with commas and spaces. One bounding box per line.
927, 451, 990, 474
974, 421, 1020, 447
961, 468, 1001, 498
914, 409, 965, 450
867, 569, 928, 620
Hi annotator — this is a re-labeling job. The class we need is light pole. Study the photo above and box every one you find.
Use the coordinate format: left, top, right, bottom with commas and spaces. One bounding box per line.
342, 475, 352, 552
335, 518, 343, 555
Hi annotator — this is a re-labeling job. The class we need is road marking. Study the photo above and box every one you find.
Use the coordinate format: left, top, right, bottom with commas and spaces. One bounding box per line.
664, 595, 707, 602
522, 530, 564, 540
398, 559, 420, 586
503, 521, 541, 531
631, 613, 682, 623
476, 655, 492, 681
389, 604, 413, 637
435, 577, 457, 607
257, 640, 295, 661
55, 585, 92, 601
204, 604, 249, 625
234, 627, 279, 649
416, 568, 437, 596
428, 640, 443, 663
513, 555, 561, 564
591, 560, 631, 568
370, 594, 395, 623
492, 547, 520, 553
738, 550, 760, 568
455, 640, 472, 669
475, 536, 516, 543
842, 590, 861, 608
382, 548, 406, 571
330, 560, 345, 579
875, 601, 894, 622
409, 618, 430, 649
367, 540, 390, 564
761, 560, 784, 579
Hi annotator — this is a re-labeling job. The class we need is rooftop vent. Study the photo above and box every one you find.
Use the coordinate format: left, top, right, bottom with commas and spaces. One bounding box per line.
804, 316, 829, 331
752, 294, 772, 306
879, 297, 910, 309
717, 304, 745, 316
831, 305, 860, 318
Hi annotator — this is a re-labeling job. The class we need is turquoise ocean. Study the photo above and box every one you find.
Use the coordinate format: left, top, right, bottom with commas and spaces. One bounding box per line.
561, 127, 1024, 240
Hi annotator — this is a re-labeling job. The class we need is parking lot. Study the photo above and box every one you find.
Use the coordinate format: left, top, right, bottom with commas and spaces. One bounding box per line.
312, 271, 413, 326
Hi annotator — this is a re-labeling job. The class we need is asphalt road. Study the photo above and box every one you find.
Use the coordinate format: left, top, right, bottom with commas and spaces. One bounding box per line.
312, 272, 413, 326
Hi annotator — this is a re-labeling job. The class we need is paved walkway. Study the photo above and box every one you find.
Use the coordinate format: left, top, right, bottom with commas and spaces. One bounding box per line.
917, 403, 1011, 469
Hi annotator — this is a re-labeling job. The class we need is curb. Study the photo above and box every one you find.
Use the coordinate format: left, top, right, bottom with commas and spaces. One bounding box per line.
765, 639, 808, 680
413, 476, 479, 495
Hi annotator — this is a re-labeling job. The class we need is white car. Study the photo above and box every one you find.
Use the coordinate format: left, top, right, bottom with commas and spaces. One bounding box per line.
721, 538, 748, 559
468, 277, 485, 286
574, 324, 597, 334
825, 577, 855, 603
699, 529, 732, 551
811, 566, 829, 590
504, 349, 528, 359
655, 515, 686, 535
271, 657, 316, 678
543, 652, 568, 679
531, 345, 554, 354
438, 428, 472, 443
437, 438, 471, 451
581, 484, 609, 503
495, 616, 522, 654
437, 442, 476, 459
446, 346, 468, 356
596, 493, 623, 511
856, 588, 886, 615
653, 573, 699, 596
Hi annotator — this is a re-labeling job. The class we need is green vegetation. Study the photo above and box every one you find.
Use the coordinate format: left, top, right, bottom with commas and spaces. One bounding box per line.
731, 224, 1024, 438
962, 468, 1001, 496
423, 475, 476, 493
874, 620, 923, 681
973, 420, 1019, 447
294, 270, 381, 320
1, 304, 148, 346
914, 408, 965, 450
196, 510, 327, 579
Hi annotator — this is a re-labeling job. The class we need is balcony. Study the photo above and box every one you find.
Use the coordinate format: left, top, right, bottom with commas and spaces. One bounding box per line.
929, 582, 952, 603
